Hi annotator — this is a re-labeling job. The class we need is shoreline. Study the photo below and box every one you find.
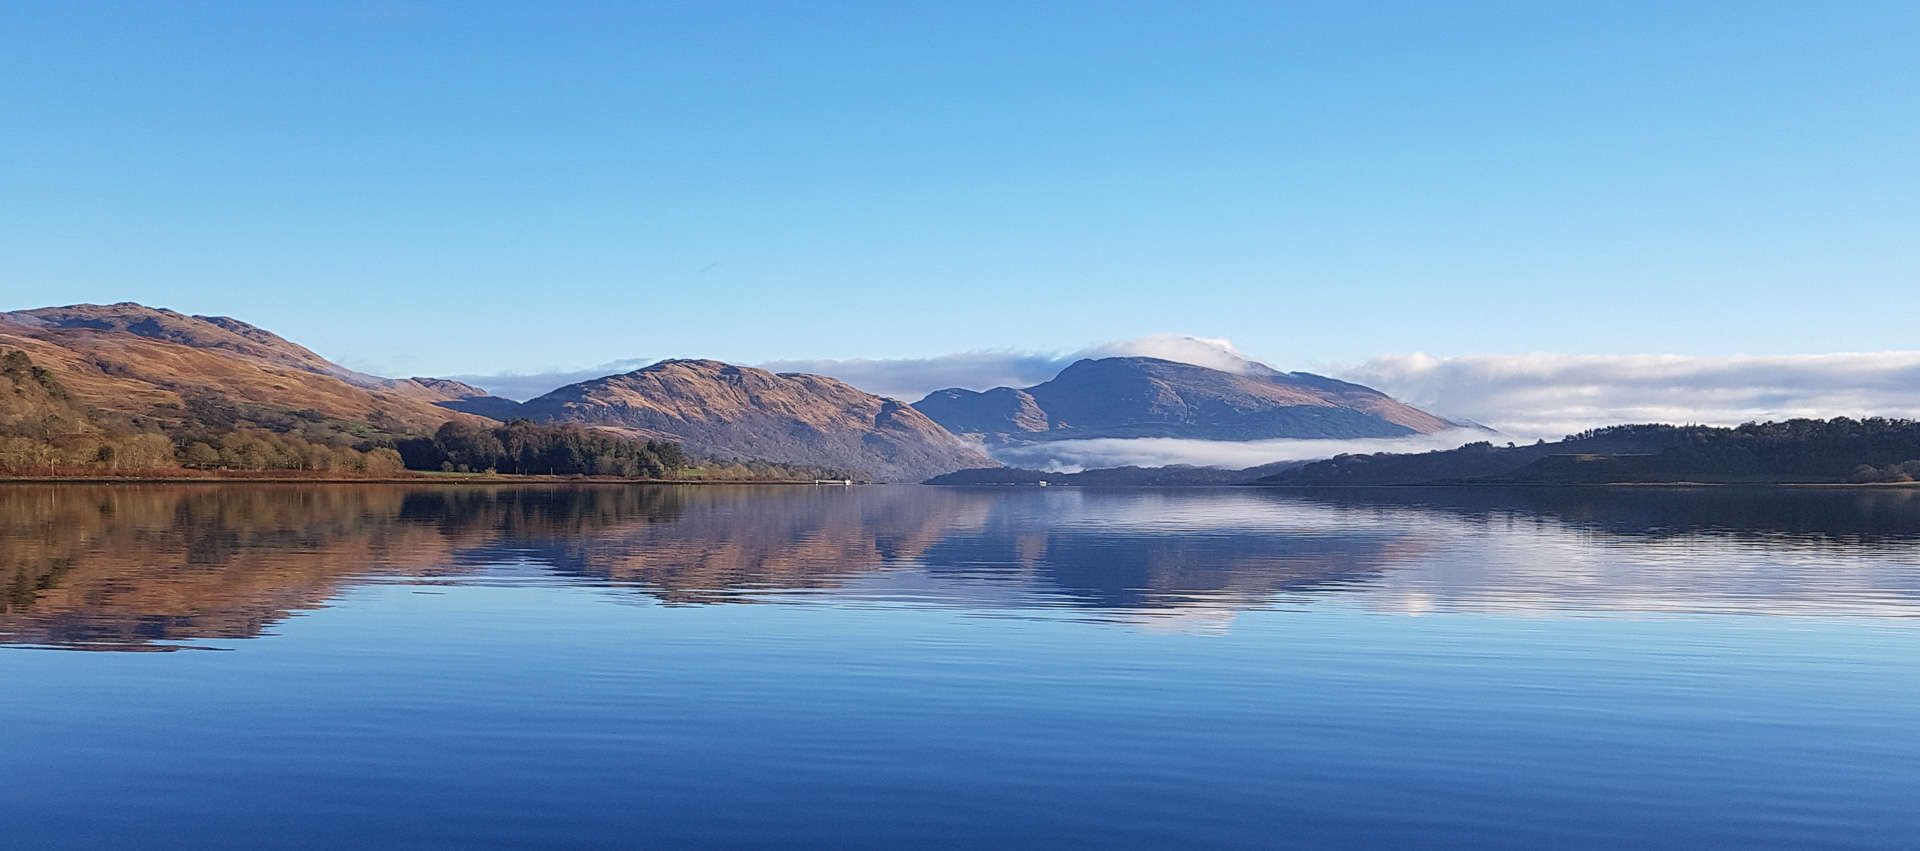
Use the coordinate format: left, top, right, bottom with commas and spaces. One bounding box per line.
930, 479, 1920, 490
8, 477, 1917, 490
0, 474, 857, 486
1250, 480, 1920, 490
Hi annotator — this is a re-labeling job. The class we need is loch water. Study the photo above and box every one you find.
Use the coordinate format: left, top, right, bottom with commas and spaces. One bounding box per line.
2, 483, 1918, 849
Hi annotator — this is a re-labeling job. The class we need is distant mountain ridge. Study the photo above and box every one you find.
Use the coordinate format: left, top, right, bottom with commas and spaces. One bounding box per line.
914, 356, 1456, 443
406, 377, 525, 420
3, 302, 1491, 480
514, 359, 996, 481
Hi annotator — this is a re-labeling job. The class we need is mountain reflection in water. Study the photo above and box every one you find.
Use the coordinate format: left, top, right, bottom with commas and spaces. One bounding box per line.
3, 484, 1919, 650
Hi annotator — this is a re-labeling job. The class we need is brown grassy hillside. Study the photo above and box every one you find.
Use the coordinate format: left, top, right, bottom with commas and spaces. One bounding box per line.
0, 302, 487, 433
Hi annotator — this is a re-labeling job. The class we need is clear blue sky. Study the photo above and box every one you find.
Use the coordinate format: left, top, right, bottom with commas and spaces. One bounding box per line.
3, 2, 1916, 378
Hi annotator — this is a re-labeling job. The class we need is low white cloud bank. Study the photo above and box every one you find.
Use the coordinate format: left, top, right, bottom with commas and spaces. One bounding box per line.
1078, 334, 1271, 376
1345, 352, 1920, 441
992, 430, 1493, 472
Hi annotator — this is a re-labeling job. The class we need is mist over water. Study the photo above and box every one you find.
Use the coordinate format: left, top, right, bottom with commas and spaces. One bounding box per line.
985, 428, 1492, 471
3, 484, 1918, 848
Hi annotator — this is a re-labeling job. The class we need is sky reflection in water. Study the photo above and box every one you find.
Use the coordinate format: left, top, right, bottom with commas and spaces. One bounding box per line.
2, 484, 1917, 848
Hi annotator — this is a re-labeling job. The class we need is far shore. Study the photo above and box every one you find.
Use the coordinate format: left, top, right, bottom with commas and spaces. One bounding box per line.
1252, 480, 1920, 489
0, 472, 860, 486
9, 475, 1920, 489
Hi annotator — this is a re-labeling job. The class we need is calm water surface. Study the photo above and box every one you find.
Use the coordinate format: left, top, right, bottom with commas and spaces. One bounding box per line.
3, 484, 1918, 848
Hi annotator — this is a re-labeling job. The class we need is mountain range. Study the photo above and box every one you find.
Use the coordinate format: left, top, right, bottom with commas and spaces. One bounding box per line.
913, 355, 1457, 443
1, 302, 1459, 481
509, 360, 993, 482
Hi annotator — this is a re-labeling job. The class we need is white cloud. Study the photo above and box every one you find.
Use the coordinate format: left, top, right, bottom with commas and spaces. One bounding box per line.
989, 430, 1492, 472
1078, 334, 1271, 376
1344, 351, 1920, 440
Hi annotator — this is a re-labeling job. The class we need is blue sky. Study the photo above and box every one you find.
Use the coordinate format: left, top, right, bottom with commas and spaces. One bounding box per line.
3, 2, 1917, 380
